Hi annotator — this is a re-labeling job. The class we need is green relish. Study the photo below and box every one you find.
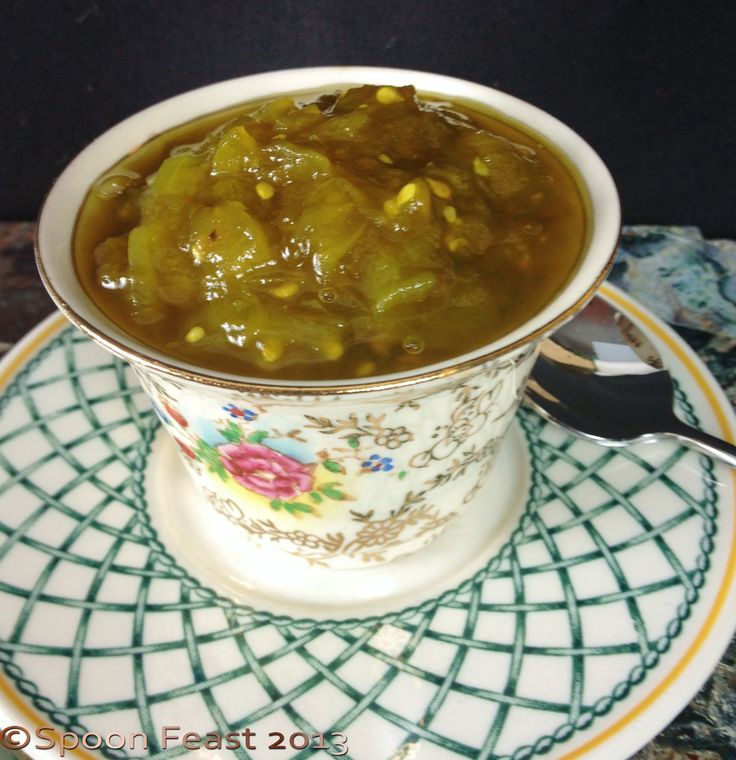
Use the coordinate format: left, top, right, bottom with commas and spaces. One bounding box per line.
74, 84, 586, 380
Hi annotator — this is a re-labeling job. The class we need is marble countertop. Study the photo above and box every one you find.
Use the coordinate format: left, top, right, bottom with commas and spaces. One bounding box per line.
0, 222, 734, 759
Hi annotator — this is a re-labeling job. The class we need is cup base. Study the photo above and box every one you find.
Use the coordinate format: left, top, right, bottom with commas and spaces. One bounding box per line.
145, 417, 530, 621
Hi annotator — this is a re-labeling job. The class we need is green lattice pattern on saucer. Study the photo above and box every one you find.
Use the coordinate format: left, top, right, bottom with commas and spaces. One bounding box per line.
0, 327, 718, 759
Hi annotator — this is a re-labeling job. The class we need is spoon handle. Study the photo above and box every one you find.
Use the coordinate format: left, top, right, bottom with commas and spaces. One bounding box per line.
665, 418, 736, 468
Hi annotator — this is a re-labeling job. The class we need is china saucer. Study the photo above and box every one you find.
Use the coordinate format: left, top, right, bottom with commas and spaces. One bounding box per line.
0, 283, 735, 760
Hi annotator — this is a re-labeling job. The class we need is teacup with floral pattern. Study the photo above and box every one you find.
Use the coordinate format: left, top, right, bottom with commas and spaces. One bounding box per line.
36, 67, 620, 568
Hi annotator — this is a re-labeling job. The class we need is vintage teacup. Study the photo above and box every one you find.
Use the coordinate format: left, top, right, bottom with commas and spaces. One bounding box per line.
36, 67, 620, 568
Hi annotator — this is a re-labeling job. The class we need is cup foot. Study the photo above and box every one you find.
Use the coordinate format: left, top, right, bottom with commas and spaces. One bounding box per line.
145, 420, 530, 620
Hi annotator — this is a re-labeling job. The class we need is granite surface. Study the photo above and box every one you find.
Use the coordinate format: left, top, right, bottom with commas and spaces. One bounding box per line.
0, 222, 734, 759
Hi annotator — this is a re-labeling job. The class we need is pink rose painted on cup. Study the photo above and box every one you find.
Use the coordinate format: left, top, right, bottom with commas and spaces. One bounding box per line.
218, 442, 314, 500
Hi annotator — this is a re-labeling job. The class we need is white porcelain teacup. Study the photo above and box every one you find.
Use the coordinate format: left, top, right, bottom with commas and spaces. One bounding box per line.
36, 67, 620, 568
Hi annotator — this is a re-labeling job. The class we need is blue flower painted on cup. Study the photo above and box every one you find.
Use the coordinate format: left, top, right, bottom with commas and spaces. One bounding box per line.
223, 403, 258, 421
362, 454, 394, 472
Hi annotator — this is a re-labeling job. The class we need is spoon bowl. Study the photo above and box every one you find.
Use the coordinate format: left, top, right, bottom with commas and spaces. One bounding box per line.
526, 294, 736, 466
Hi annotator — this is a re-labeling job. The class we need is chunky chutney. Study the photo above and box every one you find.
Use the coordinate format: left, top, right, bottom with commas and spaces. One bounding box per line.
74, 84, 586, 380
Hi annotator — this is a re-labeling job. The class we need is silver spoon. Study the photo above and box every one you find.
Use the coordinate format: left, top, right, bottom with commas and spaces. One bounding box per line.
525, 294, 736, 466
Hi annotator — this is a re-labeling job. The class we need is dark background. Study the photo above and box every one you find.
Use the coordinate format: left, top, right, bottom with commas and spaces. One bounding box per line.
2, 0, 735, 235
